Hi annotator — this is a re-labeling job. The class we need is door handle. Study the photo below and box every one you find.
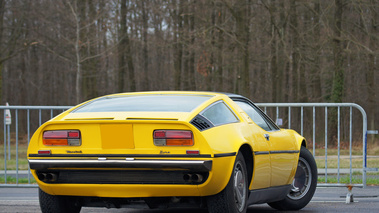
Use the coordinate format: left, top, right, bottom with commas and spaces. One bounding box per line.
264, 134, 270, 141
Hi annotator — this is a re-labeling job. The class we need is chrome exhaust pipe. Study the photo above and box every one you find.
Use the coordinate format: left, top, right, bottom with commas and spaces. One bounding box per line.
191, 174, 203, 183
37, 173, 47, 182
46, 173, 58, 182
183, 174, 192, 182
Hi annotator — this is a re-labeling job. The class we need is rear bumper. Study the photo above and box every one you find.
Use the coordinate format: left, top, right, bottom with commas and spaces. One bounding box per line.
29, 159, 212, 172
29, 155, 236, 198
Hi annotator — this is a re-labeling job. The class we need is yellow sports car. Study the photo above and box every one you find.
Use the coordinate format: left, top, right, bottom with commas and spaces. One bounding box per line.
27, 91, 317, 213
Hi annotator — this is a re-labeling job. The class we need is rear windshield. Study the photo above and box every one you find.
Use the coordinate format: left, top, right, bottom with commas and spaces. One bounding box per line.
72, 95, 212, 113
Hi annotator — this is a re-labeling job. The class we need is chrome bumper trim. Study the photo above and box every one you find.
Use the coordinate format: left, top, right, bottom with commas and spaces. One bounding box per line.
29, 159, 212, 172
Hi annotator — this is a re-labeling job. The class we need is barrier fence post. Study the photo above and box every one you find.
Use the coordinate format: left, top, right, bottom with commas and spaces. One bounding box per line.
3, 110, 6, 184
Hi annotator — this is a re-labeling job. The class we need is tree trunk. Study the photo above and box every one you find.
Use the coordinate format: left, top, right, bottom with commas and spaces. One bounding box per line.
214, 2, 224, 92
82, 0, 98, 100
69, 0, 82, 104
118, 0, 135, 92
207, 2, 216, 91
289, 0, 299, 102
269, 1, 278, 102
141, 0, 149, 91
331, 0, 344, 103
329, 0, 345, 145
311, 0, 323, 101
188, 1, 196, 90
118, 0, 126, 92
277, 0, 285, 103
367, 0, 377, 142
0, 0, 5, 103
228, 0, 251, 97
173, 1, 183, 90
183, 2, 190, 91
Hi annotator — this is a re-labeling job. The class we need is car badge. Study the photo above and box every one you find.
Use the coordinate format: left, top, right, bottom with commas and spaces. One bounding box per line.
66, 150, 83, 154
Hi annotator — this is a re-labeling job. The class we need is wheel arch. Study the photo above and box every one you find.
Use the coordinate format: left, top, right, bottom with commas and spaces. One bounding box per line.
301, 140, 307, 148
239, 144, 253, 186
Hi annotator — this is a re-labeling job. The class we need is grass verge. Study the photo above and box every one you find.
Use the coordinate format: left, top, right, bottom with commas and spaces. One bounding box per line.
0, 144, 29, 170
318, 176, 379, 185
315, 157, 379, 169
0, 176, 36, 184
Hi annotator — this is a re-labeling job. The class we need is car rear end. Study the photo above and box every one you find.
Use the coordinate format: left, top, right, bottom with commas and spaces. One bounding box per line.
27, 92, 237, 202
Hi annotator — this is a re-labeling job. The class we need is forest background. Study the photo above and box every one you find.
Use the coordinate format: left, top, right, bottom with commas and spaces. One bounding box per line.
0, 0, 377, 144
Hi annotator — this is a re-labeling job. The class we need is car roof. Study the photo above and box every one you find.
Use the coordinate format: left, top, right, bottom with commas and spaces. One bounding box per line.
106, 91, 239, 97
102, 91, 252, 103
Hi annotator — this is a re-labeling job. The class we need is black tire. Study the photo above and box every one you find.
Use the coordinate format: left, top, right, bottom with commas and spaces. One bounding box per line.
39, 188, 81, 213
207, 152, 249, 213
268, 146, 317, 210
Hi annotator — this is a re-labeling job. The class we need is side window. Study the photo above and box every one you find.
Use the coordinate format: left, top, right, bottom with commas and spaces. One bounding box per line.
201, 101, 238, 126
235, 101, 272, 131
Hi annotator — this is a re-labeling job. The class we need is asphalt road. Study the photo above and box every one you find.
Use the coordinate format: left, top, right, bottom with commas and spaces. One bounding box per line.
0, 186, 378, 213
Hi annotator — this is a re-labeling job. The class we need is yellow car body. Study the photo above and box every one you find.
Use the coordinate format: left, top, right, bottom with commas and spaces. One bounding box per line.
27, 91, 315, 212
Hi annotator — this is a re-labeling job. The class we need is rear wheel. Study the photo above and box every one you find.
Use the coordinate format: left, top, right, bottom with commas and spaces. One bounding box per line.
39, 188, 81, 213
268, 146, 317, 210
207, 152, 248, 213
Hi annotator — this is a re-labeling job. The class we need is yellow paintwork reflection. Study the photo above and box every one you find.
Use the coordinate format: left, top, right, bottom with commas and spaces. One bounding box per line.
268, 130, 298, 186
251, 154, 270, 189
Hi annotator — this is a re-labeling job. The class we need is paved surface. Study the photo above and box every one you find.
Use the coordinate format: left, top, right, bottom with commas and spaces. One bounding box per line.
0, 186, 379, 212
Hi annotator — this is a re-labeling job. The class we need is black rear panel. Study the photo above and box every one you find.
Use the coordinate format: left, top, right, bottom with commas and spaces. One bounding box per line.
36, 170, 209, 185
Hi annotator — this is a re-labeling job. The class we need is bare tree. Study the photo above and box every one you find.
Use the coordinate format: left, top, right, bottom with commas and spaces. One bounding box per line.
0, 0, 377, 140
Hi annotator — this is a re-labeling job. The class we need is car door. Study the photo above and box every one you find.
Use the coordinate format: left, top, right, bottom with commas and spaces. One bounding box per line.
233, 99, 297, 187
233, 100, 271, 189
266, 129, 298, 186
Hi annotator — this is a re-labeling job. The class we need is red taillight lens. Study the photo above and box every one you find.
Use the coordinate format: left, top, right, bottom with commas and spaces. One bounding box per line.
153, 130, 193, 146
154, 130, 166, 138
166, 131, 192, 139
43, 131, 68, 139
38, 150, 51, 155
68, 131, 80, 138
186, 150, 200, 155
43, 130, 81, 146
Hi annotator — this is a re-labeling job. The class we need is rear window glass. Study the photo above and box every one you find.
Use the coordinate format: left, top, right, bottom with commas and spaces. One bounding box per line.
201, 101, 238, 126
72, 95, 212, 113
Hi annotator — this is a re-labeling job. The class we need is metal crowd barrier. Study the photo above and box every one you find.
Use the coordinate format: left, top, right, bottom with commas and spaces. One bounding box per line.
0, 103, 376, 188
1, 106, 71, 187
257, 103, 377, 188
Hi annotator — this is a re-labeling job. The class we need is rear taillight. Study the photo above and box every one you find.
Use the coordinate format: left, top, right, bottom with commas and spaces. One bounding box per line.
43, 130, 81, 146
153, 130, 194, 146
38, 150, 51, 155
